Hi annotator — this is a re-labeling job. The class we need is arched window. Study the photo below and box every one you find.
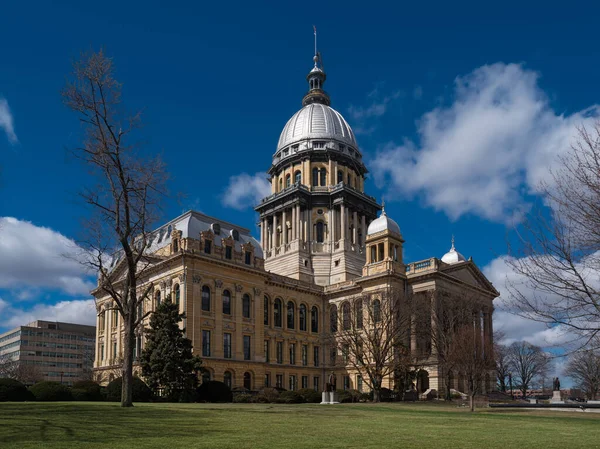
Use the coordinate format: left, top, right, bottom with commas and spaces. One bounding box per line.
299, 304, 307, 331
285, 174, 291, 188
279, 178, 283, 191
274, 298, 282, 327
311, 306, 319, 333
342, 302, 351, 330
330, 304, 338, 333
337, 170, 343, 184
370, 245, 376, 263
312, 168, 319, 186
316, 222, 324, 243
201, 286, 211, 311
319, 168, 327, 186
287, 301, 295, 329
294, 170, 301, 184
155, 290, 161, 306
222, 290, 231, 315
264, 296, 269, 325
242, 294, 251, 319
224, 371, 232, 389
355, 300, 363, 329
373, 299, 381, 323
174, 284, 180, 306
243, 372, 252, 390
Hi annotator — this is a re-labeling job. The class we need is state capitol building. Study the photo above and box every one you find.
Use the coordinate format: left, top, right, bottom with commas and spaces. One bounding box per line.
93, 50, 498, 396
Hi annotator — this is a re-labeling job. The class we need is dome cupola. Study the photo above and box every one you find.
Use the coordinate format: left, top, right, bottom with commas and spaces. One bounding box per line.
367, 206, 401, 237
441, 236, 467, 264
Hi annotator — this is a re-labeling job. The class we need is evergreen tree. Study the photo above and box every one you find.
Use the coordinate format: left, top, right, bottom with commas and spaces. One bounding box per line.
140, 295, 202, 401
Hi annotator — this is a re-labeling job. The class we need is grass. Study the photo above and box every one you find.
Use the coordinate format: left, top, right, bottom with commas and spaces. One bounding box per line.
1, 401, 600, 449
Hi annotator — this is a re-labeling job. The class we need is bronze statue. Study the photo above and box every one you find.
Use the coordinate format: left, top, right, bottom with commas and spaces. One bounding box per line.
553, 377, 561, 391
327, 372, 336, 392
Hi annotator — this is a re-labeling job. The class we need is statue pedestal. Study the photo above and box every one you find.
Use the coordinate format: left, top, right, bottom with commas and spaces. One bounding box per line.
551, 391, 563, 404
320, 391, 340, 404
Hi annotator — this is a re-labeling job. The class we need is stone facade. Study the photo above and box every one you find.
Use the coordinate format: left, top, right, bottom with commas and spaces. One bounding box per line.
92, 51, 499, 396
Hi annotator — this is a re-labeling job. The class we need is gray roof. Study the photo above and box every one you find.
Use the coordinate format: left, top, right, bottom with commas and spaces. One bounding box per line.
147, 210, 263, 258
367, 210, 401, 236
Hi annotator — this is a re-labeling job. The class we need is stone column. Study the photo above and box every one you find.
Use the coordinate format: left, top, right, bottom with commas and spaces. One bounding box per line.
306, 208, 312, 246
334, 161, 339, 184
261, 218, 266, 249
361, 215, 366, 246
329, 207, 336, 245
352, 210, 358, 244
282, 209, 287, 246
234, 285, 244, 360
296, 204, 301, 241
340, 204, 346, 240
213, 280, 224, 358
328, 159, 334, 185
291, 206, 296, 241
475, 309, 482, 352
272, 214, 278, 249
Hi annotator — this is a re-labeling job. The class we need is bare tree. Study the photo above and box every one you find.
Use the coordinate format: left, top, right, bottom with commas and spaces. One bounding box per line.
446, 325, 492, 411
507, 123, 600, 349
494, 335, 510, 392
327, 289, 412, 402
0, 353, 18, 379
62, 50, 167, 407
565, 348, 600, 400
421, 291, 492, 401
507, 341, 551, 399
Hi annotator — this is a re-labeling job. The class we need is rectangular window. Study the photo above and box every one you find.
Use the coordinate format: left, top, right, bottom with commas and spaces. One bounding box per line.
245, 251, 251, 265
276, 374, 283, 389
225, 245, 232, 260
264, 340, 270, 363
204, 240, 212, 254
202, 330, 211, 357
330, 347, 337, 365
342, 344, 349, 364
224, 333, 232, 359
100, 344, 104, 361
243, 336, 251, 361
289, 375, 297, 391
264, 374, 270, 387
313, 376, 319, 391
344, 375, 350, 391
276, 341, 283, 364
302, 376, 308, 389
264, 297, 269, 325
357, 375, 363, 392
313, 346, 319, 367
289, 343, 296, 365
302, 345, 308, 366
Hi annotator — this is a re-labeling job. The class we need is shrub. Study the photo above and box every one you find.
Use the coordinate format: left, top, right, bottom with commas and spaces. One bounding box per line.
298, 388, 321, 403
359, 392, 371, 402
29, 381, 73, 402
0, 378, 34, 402
196, 381, 232, 403
258, 387, 280, 403
252, 394, 270, 403
71, 380, 103, 401
106, 377, 153, 402
233, 393, 253, 403
277, 391, 304, 404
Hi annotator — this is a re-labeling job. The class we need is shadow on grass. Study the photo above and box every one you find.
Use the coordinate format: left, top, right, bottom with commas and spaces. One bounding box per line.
0, 403, 216, 445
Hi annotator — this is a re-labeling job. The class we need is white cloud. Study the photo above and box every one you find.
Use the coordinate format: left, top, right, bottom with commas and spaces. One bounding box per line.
0, 297, 96, 330
371, 63, 600, 223
484, 255, 586, 349
0, 217, 95, 296
0, 97, 18, 144
222, 172, 271, 210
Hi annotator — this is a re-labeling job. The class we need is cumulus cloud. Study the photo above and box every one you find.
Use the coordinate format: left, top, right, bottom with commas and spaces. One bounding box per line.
0, 297, 96, 331
0, 217, 95, 296
221, 172, 271, 210
484, 255, 583, 348
0, 97, 18, 144
371, 63, 600, 223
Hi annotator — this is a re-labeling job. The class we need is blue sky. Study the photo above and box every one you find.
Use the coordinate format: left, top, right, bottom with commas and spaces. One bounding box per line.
1, 0, 599, 375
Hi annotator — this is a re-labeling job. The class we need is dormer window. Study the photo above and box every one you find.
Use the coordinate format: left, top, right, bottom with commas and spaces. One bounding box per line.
339, 145, 345, 152
283, 148, 289, 157
231, 229, 240, 241
313, 141, 325, 149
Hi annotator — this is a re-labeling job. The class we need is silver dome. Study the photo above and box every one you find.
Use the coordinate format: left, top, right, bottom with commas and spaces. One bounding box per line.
441, 238, 466, 264
277, 103, 358, 153
367, 210, 401, 236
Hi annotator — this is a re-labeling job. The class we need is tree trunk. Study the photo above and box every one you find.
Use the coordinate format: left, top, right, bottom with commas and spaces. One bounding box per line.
373, 388, 381, 403
121, 311, 135, 407
469, 393, 475, 412
521, 386, 527, 400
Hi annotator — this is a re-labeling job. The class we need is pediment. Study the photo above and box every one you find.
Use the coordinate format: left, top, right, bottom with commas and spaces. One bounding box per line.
441, 262, 499, 297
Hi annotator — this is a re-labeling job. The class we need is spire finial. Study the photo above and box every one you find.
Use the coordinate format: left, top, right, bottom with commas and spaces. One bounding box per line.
451, 235, 455, 250
381, 196, 385, 213
313, 25, 318, 62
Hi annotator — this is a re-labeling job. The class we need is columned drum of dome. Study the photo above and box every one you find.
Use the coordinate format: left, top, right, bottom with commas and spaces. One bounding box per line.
255, 51, 380, 286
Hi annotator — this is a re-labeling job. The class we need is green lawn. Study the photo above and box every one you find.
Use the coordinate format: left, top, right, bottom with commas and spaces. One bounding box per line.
1, 402, 599, 449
